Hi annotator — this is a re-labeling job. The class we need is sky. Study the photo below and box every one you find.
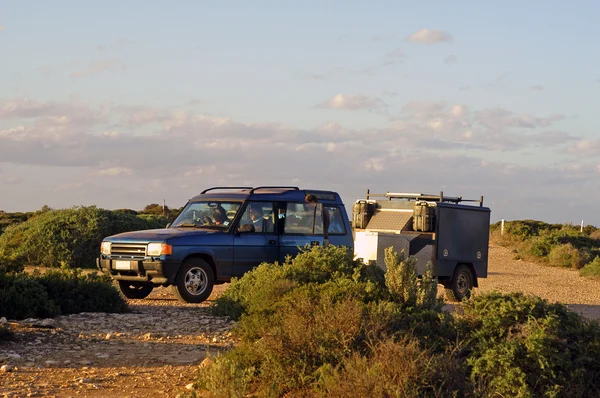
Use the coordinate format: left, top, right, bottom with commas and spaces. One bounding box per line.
1, 1, 599, 225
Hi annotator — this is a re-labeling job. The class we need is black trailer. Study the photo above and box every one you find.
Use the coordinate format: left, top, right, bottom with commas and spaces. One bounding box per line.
352, 190, 491, 301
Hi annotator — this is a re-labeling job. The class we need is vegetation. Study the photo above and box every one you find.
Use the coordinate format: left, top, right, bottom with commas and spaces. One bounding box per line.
191, 246, 600, 397
0, 206, 169, 270
0, 268, 128, 323
491, 219, 600, 278
0, 209, 35, 235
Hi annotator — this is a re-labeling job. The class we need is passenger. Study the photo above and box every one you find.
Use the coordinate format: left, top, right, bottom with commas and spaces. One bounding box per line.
212, 206, 228, 225
328, 209, 344, 233
249, 205, 274, 232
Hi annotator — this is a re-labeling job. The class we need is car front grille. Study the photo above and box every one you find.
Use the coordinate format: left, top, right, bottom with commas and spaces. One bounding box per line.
110, 243, 147, 259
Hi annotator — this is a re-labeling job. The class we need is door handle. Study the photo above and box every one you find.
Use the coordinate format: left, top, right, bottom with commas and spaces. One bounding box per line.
311, 241, 320, 246
268, 240, 277, 245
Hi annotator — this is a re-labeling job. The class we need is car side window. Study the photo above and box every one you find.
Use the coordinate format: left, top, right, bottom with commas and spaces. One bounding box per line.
326, 206, 346, 235
283, 202, 324, 235
238, 202, 275, 233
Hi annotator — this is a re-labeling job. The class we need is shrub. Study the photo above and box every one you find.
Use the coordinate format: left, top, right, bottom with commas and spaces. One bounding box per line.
384, 247, 438, 309
0, 206, 167, 269
199, 246, 455, 396
212, 244, 385, 322
459, 292, 600, 397
36, 268, 129, 314
0, 270, 128, 320
0, 273, 60, 319
548, 243, 587, 269
319, 338, 465, 398
580, 256, 600, 278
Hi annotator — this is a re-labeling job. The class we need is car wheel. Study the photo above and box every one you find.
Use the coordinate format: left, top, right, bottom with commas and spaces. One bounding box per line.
444, 264, 474, 302
117, 281, 154, 299
171, 258, 214, 304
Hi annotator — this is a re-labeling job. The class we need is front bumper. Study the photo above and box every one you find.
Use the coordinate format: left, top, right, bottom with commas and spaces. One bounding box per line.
96, 258, 179, 285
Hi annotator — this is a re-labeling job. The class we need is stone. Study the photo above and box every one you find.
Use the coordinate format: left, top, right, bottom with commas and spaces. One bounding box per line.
45, 360, 60, 367
1, 364, 14, 372
185, 383, 194, 390
0, 317, 7, 323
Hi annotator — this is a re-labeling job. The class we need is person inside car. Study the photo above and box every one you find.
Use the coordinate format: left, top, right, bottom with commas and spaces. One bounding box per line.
249, 205, 274, 232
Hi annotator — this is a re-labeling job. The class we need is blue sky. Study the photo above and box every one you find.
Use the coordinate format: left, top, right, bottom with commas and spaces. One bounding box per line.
1, 1, 599, 225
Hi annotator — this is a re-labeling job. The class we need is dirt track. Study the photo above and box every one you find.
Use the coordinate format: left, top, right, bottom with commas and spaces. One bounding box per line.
2, 244, 600, 397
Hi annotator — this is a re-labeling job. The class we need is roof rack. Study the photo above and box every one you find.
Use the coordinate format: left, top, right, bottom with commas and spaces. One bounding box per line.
365, 189, 484, 207
200, 186, 253, 194
249, 186, 299, 194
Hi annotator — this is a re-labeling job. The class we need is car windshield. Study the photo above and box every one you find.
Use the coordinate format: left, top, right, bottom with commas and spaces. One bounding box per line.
171, 201, 242, 230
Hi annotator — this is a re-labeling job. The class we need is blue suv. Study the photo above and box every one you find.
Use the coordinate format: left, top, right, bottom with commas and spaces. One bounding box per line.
97, 186, 353, 303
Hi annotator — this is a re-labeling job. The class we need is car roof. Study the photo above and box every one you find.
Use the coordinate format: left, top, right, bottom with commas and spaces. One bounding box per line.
188, 186, 343, 204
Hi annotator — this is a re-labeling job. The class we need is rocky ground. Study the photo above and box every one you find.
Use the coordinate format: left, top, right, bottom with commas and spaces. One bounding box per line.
0, 285, 233, 397
2, 243, 600, 397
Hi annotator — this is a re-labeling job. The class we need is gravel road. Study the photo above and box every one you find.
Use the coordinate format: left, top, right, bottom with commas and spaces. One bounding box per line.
2, 244, 600, 397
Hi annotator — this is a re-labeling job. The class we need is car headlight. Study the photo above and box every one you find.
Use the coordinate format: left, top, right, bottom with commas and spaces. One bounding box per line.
147, 242, 173, 256
100, 241, 111, 255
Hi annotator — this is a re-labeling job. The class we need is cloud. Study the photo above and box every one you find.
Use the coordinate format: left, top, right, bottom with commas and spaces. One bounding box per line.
3, 96, 599, 225
316, 94, 384, 110
445, 54, 457, 64
531, 85, 544, 91
407, 29, 453, 44
94, 167, 133, 177
70, 58, 125, 78
567, 140, 600, 157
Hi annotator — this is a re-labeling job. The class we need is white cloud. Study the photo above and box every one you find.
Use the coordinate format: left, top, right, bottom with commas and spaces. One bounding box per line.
568, 140, 600, 156
316, 94, 383, 110
2, 96, 598, 225
407, 29, 453, 44
71, 58, 125, 78
95, 167, 133, 177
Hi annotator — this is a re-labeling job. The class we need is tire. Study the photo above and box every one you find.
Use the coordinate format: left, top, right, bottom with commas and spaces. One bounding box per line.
117, 281, 154, 299
171, 258, 214, 304
445, 265, 474, 302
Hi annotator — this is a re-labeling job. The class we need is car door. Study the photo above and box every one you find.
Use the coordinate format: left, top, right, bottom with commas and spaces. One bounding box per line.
232, 201, 279, 276
278, 201, 324, 263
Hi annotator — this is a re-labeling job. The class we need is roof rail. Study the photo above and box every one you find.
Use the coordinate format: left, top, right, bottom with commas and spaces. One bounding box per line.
249, 186, 299, 194
365, 189, 484, 207
200, 186, 253, 194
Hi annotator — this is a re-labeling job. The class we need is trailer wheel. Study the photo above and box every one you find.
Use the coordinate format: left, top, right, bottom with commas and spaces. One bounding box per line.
171, 258, 214, 304
117, 281, 154, 299
445, 265, 474, 302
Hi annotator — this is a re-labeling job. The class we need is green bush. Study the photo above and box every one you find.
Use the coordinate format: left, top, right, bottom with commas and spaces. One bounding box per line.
200, 246, 456, 396
36, 268, 129, 314
580, 256, 600, 278
0, 270, 128, 320
319, 338, 465, 397
193, 248, 600, 398
460, 292, 600, 397
548, 243, 582, 268
492, 220, 600, 273
0, 273, 60, 319
0, 206, 167, 269
384, 247, 438, 309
